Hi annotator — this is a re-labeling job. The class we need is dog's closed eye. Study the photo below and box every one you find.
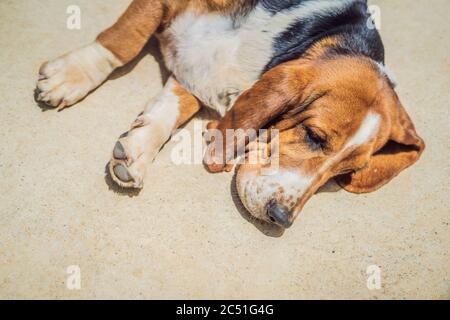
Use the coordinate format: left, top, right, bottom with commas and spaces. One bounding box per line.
303, 126, 327, 151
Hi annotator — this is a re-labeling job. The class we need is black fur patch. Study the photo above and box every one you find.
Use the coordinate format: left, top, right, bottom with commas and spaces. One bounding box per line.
263, 0, 385, 72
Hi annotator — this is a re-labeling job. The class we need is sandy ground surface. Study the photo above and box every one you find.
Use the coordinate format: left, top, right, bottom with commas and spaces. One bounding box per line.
0, 0, 449, 299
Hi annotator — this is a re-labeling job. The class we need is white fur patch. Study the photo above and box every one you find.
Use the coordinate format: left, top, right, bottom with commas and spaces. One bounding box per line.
345, 111, 381, 148
160, 13, 243, 116
143, 78, 181, 137
73, 42, 123, 83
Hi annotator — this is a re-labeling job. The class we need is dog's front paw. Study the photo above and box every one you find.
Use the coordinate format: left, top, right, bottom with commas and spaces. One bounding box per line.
36, 58, 94, 110
36, 42, 121, 110
108, 116, 162, 189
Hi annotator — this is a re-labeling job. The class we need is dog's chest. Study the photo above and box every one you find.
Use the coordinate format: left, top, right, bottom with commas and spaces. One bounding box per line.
158, 7, 304, 115
158, 13, 242, 115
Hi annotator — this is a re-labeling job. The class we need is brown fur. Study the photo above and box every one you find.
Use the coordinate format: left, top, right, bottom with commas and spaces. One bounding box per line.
173, 81, 202, 128
97, 0, 164, 64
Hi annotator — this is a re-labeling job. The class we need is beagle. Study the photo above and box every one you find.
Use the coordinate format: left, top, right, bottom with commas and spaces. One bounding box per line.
36, 0, 425, 229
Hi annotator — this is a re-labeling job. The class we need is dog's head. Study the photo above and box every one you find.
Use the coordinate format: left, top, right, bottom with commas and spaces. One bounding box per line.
236, 56, 425, 228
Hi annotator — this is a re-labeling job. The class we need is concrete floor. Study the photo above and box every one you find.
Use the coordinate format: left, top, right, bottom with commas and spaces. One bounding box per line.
0, 0, 449, 299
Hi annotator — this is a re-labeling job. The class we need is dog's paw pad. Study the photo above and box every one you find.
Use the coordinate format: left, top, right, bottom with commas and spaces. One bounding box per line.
113, 164, 134, 183
108, 159, 145, 189
109, 137, 148, 189
113, 141, 127, 160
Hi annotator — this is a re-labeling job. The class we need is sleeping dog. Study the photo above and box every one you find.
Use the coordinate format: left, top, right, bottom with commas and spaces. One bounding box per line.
36, 0, 424, 229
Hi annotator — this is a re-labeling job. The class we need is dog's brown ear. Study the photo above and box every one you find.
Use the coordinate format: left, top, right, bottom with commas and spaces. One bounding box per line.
204, 59, 316, 172
336, 95, 425, 194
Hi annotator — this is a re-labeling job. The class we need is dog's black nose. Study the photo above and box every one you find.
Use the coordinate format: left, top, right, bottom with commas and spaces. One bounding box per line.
266, 200, 293, 228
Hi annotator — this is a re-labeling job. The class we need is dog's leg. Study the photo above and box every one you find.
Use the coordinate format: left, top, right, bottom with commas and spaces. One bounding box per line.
36, 0, 164, 110
109, 77, 201, 188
